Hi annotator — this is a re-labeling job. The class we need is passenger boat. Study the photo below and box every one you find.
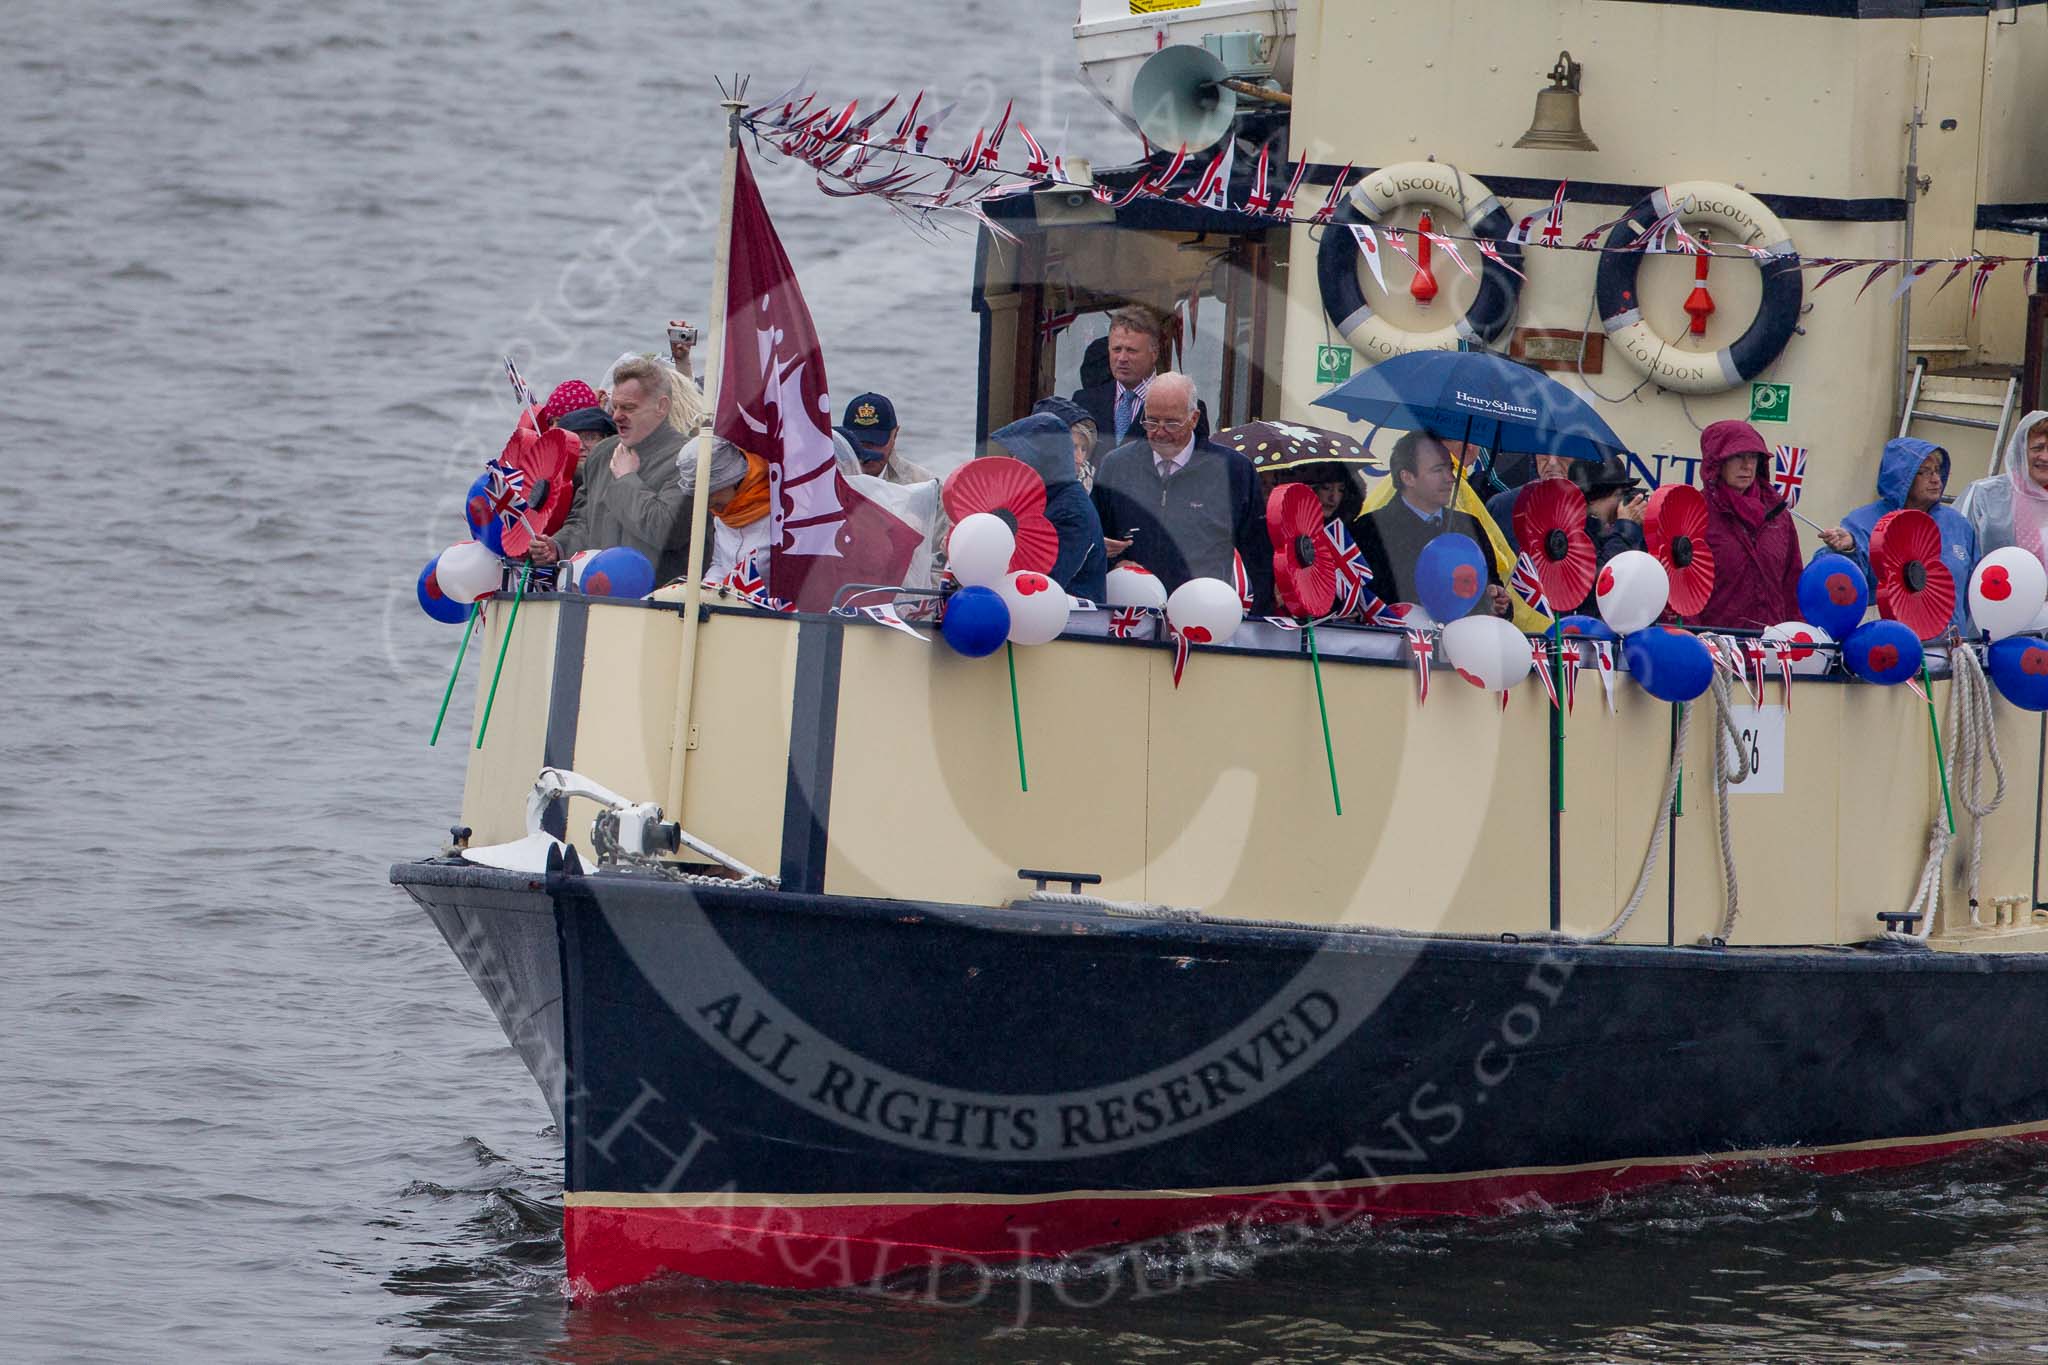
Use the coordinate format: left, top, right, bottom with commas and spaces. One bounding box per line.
394, 0, 2048, 1298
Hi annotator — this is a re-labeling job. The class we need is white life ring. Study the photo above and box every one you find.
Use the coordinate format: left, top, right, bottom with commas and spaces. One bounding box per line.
1595, 181, 1803, 396
1315, 161, 1525, 363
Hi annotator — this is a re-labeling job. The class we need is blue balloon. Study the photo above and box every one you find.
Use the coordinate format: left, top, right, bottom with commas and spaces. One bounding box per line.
464, 473, 508, 557
416, 559, 471, 624
1841, 619, 1923, 686
1554, 613, 1616, 642
1987, 638, 2048, 710
1414, 532, 1488, 624
940, 585, 1010, 658
580, 546, 655, 599
1621, 626, 1715, 703
1797, 552, 1870, 639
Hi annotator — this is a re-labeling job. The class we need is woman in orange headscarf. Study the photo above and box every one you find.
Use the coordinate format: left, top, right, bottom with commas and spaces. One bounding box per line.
691, 437, 773, 588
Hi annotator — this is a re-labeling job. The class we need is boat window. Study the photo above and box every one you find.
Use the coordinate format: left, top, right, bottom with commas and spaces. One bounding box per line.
1050, 291, 1235, 426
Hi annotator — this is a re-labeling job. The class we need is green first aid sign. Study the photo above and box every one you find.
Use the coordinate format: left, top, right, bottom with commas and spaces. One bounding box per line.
1317, 345, 1354, 385
1749, 382, 1791, 423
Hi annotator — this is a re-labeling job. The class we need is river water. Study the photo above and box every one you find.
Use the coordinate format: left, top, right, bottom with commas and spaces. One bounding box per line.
9, 1, 2048, 1360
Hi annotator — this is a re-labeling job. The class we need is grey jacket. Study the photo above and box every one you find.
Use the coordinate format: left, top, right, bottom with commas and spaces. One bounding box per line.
1957, 409, 2048, 560
554, 420, 694, 582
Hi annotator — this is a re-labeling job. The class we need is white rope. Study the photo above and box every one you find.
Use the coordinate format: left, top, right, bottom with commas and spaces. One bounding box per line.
1947, 644, 2007, 926
1580, 700, 1694, 944
1700, 669, 1749, 943
1897, 645, 2004, 938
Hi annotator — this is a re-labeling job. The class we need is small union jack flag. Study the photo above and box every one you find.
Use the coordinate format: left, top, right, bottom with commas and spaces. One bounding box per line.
1325, 520, 1370, 616
1108, 606, 1149, 639
1405, 627, 1435, 706
1744, 638, 1769, 705
1016, 124, 1051, 176
1511, 553, 1551, 616
1309, 161, 1353, 225
477, 458, 529, 537
1270, 150, 1311, 218
1772, 444, 1807, 508
503, 355, 536, 410
1243, 144, 1272, 214
1971, 259, 2001, 319
1560, 638, 1583, 713
1531, 637, 1560, 710
1231, 551, 1255, 613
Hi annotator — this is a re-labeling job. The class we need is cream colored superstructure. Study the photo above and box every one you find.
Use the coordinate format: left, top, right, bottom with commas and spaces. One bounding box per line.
1275, 0, 2048, 508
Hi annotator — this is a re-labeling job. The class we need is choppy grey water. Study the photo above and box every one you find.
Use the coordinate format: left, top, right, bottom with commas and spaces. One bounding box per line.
10, 2, 2048, 1360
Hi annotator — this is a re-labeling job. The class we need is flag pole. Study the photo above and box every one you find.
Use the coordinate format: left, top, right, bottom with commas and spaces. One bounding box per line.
1306, 625, 1342, 815
428, 602, 482, 747
666, 96, 747, 820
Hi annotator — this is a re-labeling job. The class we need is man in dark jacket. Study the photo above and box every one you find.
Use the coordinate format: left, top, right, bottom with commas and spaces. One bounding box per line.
1071, 307, 1209, 446
988, 412, 1108, 601
1091, 373, 1273, 610
1353, 432, 1507, 615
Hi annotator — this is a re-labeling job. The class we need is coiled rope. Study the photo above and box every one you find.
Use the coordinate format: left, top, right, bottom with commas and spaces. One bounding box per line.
1581, 671, 1747, 946
1897, 645, 2004, 938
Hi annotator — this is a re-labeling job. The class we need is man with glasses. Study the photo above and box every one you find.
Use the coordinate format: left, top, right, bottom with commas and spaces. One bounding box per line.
1091, 372, 1272, 610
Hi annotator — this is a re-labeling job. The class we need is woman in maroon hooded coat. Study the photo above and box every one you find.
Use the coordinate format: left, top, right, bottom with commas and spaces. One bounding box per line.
1689, 419, 1805, 630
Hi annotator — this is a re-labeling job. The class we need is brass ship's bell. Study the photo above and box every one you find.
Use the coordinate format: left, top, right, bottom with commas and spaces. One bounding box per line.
1515, 51, 1598, 153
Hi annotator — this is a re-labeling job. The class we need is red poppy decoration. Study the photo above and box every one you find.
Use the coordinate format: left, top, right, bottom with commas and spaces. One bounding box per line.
496, 423, 585, 551
942, 457, 1058, 574
1871, 507, 1956, 641
1644, 484, 1717, 617
1511, 480, 1597, 610
1266, 484, 1338, 618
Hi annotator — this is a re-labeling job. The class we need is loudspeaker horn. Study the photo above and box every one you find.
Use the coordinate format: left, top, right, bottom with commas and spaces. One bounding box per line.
1130, 44, 1237, 154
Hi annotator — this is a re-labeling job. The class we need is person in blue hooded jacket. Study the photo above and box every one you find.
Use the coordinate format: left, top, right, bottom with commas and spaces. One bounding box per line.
988, 412, 1109, 602
1838, 437, 1976, 630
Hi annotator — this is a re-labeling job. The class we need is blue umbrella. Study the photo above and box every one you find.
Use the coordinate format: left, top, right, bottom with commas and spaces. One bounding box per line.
1310, 350, 1629, 464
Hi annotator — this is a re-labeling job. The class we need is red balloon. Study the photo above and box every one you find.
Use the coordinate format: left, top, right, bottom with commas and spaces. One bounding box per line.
1265, 484, 1338, 619
942, 457, 1058, 575
1645, 484, 1717, 617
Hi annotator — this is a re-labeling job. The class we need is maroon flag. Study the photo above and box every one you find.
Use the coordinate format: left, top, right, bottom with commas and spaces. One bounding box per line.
715, 147, 923, 612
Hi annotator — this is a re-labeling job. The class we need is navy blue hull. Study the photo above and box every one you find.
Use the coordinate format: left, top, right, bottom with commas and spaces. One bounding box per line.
394, 860, 2048, 1292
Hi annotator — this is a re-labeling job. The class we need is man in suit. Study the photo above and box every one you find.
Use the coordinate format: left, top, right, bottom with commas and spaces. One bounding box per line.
1091, 372, 1273, 611
1072, 307, 1208, 447
1354, 431, 1509, 616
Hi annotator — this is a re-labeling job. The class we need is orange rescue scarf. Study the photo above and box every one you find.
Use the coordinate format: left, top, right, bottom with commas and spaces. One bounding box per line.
718, 453, 771, 528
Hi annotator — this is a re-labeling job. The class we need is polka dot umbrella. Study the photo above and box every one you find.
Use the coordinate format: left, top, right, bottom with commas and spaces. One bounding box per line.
1871, 507, 1956, 641
941, 457, 1058, 575
1217, 420, 1379, 476
1645, 484, 1717, 618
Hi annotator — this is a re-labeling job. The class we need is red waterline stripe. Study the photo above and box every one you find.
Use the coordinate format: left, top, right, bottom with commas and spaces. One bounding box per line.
563, 1128, 2048, 1297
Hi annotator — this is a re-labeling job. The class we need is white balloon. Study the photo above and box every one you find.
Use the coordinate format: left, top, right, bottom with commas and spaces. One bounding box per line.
436, 540, 504, 604
1441, 615, 1533, 693
1165, 576, 1243, 648
1596, 549, 1671, 634
1105, 563, 1168, 609
1969, 547, 2048, 641
948, 513, 1016, 589
997, 570, 1071, 645
561, 549, 600, 590
1762, 621, 1835, 676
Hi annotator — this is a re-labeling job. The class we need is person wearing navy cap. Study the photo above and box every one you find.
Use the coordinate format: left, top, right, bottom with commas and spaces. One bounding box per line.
838, 391, 936, 487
